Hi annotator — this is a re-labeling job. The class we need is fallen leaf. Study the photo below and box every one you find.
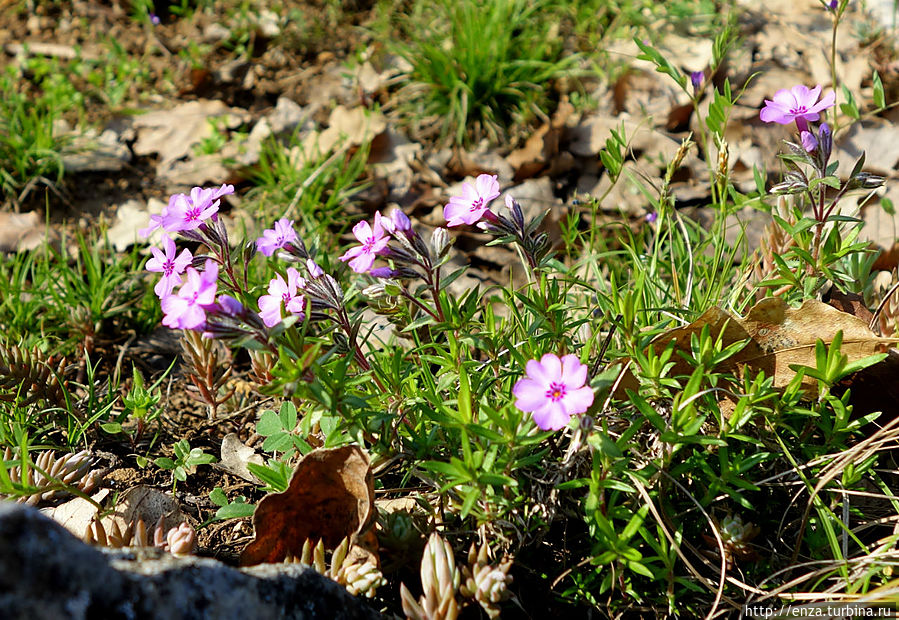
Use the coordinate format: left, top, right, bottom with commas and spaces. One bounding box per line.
618, 298, 896, 397
132, 100, 251, 173
41, 489, 112, 538
217, 433, 265, 484
240, 445, 375, 566
102, 485, 188, 537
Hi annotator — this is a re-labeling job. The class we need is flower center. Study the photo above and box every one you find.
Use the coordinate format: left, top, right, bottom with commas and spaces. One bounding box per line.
163, 259, 174, 275
469, 198, 484, 212
546, 382, 567, 402
363, 236, 377, 252
282, 292, 292, 304
790, 105, 808, 115
185, 207, 201, 221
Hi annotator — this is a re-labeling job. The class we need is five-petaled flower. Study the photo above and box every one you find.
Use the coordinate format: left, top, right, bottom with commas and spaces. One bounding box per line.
339, 212, 390, 273
512, 353, 594, 431
759, 84, 835, 134
161, 184, 234, 233
258, 268, 306, 327
256, 218, 298, 257
146, 235, 193, 298
160, 260, 219, 330
443, 174, 500, 227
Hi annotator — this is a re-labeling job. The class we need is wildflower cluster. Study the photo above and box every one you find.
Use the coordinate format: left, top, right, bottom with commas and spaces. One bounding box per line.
140, 185, 346, 359
143, 176, 594, 432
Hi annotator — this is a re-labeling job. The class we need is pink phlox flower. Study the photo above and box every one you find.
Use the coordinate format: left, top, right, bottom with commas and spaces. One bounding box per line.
146, 235, 193, 298
160, 259, 219, 330
256, 218, 298, 256
443, 174, 500, 227
161, 184, 234, 233
339, 212, 390, 274
138, 194, 180, 238
258, 267, 306, 327
759, 85, 835, 133
512, 353, 594, 431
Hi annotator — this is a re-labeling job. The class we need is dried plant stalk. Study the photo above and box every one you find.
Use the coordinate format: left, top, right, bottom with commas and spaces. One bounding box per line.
180, 330, 234, 419
2, 448, 103, 505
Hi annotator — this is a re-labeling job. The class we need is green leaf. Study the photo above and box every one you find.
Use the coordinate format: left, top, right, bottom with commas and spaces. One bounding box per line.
209, 487, 228, 506
873, 70, 886, 109
279, 401, 297, 431
262, 432, 294, 454
256, 410, 283, 436
154, 457, 176, 470
214, 502, 256, 520
247, 462, 290, 492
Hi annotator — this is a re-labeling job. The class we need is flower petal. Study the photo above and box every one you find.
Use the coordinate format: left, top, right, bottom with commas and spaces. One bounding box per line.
538, 353, 563, 382
559, 354, 588, 389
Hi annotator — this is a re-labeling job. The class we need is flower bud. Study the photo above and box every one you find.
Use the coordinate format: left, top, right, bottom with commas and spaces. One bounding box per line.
430, 227, 452, 260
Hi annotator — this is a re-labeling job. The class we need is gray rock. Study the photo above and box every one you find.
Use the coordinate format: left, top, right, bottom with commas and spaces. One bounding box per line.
0, 502, 381, 620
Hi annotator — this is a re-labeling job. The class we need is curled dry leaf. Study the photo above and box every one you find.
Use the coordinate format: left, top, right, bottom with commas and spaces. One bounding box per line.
239, 445, 375, 566
618, 298, 896, 397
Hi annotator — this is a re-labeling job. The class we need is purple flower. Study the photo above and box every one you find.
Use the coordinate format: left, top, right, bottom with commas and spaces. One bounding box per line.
369, 267, 399, 278
161, 184, 234, 233
690, 71, 703, 92
800, 130, 818, 153
443, 174, 501, 227
216, 294, 244, 316
150, 13, 161, 25
256, 218, 298, 256
381, 209, 412, 237
146, 235, 193, 298
258, 268, 306, 327
513, 353, 594, 431
160, 260, 219, 330
759, 84, 835, 133
645, 211, 658, 224
339, 212, 390, 274
827, 0, 838, 9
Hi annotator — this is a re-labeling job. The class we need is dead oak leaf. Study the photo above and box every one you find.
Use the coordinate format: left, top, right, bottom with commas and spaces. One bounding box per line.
618, 298, 896, 397
240, 445, 375, 566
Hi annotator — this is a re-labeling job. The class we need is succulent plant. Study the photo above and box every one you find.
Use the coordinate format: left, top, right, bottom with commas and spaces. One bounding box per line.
84, 514, 197, 556
400, 532, 461, 620
3, 447, 103, 505
459, 542, 513, 619
285, 536, 386, 599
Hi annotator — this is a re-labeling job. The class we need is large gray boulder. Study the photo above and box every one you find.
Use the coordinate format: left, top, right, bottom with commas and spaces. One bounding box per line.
0, 502, 382, 620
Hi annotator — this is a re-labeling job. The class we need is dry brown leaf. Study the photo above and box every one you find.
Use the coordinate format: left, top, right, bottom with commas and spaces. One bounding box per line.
217, 433, 265, 484
618, 298, 895, 397
240, 445, 375, 566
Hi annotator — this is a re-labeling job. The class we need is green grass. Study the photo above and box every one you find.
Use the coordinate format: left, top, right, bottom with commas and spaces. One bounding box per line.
386, 0, 577, 146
